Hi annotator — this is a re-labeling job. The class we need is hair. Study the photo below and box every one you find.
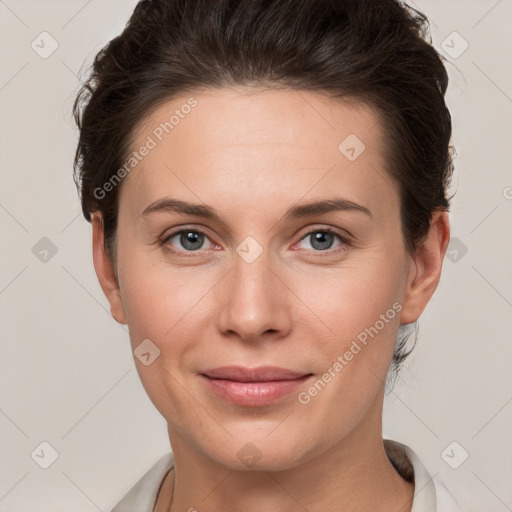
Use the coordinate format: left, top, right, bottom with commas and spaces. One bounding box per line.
72, 0, 454, 373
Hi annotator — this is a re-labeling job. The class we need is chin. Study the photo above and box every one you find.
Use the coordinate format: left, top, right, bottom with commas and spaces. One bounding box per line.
198, 433, 318, 473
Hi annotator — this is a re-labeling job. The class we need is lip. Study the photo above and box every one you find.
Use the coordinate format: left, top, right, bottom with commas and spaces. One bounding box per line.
200, 366, 314, 406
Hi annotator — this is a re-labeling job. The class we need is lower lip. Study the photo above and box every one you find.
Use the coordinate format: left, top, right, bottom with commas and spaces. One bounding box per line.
200, 374, 313, 406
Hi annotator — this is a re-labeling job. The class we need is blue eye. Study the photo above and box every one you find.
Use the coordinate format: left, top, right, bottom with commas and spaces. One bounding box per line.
163, 229, 214, 252
160, 227, 349, 258
297, 229, 348, 252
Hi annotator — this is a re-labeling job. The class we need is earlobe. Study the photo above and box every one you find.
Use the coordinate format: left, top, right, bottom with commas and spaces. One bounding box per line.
400, 210, 451, 324
91, 212, 127, 325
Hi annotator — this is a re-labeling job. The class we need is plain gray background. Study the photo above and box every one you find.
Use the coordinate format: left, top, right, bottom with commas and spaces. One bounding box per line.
1, 0, 511, 510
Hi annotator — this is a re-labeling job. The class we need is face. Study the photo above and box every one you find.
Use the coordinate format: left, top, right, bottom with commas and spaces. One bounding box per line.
93, 87, 446, 471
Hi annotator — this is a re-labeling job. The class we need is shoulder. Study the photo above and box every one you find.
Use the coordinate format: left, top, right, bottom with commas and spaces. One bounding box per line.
110, 452, 175, 512
384, 439, 466, 512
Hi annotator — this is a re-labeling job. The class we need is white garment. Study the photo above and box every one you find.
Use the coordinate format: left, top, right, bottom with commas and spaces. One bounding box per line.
111, 439, 463, 512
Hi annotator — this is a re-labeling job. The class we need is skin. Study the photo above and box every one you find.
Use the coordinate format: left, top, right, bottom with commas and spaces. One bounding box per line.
91, 87, 450, 512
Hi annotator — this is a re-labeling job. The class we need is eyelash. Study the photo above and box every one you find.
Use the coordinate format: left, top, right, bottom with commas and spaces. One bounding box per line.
159, 227, 351, 258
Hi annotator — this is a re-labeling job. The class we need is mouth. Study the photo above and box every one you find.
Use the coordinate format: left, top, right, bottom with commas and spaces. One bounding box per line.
200, 366, 314, 406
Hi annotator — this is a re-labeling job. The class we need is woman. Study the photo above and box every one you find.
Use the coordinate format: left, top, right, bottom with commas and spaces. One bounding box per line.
72, 0, 462, 510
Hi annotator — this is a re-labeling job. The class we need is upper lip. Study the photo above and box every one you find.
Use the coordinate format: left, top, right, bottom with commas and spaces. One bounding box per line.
201, 366, 312, 382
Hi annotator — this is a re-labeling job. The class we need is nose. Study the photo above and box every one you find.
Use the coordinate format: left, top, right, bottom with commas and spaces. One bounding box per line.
216, 243, 292, 343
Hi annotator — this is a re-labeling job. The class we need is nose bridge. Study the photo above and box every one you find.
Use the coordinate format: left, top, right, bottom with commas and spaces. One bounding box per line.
216, 237, 290, 341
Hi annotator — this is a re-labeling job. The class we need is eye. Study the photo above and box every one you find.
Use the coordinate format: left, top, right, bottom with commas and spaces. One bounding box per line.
160, 226, 350, 257
162, 228, 216, 253
295, 228, 349, 252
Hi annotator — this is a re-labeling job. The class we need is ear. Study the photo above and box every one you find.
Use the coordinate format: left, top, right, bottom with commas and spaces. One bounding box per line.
91, 212, 127, 325
400, 210, 450, 324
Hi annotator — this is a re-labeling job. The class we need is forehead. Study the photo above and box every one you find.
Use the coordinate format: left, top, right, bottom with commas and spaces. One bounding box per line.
119, 87, 397, 220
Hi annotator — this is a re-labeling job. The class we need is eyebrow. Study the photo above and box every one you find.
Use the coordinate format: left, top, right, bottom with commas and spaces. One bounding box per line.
141, 197, 372, 222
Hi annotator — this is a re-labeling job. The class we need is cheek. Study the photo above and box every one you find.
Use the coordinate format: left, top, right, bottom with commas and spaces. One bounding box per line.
116, 251, 214, 418
292, 268, 404, 429
291, 249, 408, 390
117, 246, 218, 353
295, 255, 406, 336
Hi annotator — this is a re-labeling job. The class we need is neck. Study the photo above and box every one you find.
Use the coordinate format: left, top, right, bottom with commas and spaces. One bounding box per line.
158, 392, 414, 512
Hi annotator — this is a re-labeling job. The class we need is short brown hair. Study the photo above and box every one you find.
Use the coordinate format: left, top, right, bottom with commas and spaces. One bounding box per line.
72, 0, 454, 373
